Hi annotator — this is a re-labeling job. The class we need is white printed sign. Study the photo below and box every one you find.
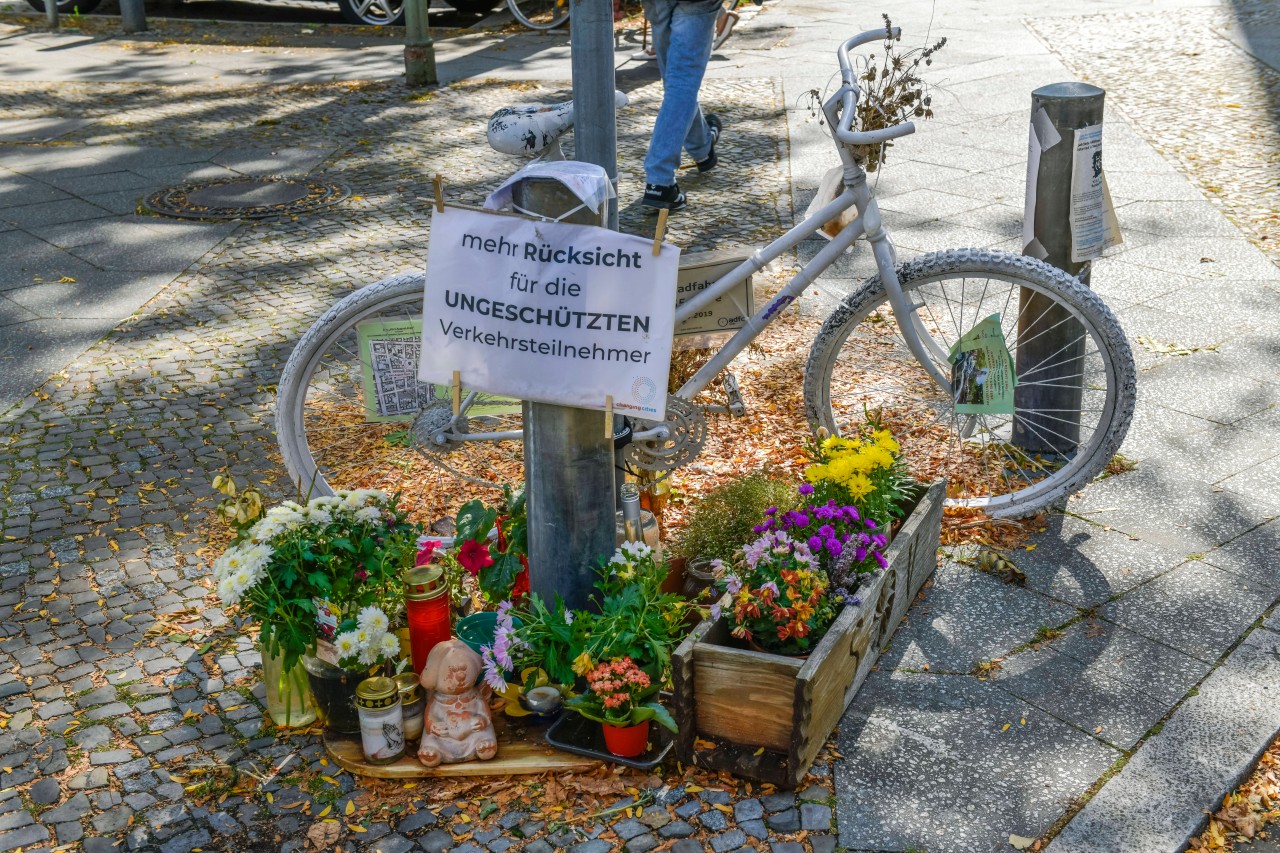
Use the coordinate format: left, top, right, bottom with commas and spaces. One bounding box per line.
418, 205, 680, 420
1070, 124, 1122, 262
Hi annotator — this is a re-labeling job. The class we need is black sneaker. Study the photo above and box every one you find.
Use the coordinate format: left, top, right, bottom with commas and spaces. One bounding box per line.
697, 114, 722, 173
642, 182, 686, 211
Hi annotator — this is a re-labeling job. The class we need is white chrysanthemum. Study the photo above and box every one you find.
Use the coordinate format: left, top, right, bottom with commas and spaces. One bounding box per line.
358, 633, 383, 666
608, 548, 629, 567
378, 632, 401, 659
354, 506, 381, 524
238, 542, 273, 583
301, 506, 333, 527
210, 546, 244, 581
216, 574, 241, 605
354, 628, 371, 648
343, 489, 386, 509
357, 606, 389, 636
621, 540, 652, 561
308, 495, 342, 510
334, 631, 359, 660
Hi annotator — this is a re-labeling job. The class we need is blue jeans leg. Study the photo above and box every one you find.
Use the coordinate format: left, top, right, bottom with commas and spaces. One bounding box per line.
642, 0, 719, 187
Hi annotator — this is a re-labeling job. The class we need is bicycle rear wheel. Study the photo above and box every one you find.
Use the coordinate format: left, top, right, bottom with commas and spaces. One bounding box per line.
276, 272, 524, 523
803, 248, 1135, 518
507, 0, 569, 29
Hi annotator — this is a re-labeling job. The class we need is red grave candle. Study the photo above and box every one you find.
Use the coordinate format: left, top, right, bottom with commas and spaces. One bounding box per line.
404, 565, 451, 676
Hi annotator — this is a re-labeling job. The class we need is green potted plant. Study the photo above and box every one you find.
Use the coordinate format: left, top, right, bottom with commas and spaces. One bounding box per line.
564, 657, 677, 757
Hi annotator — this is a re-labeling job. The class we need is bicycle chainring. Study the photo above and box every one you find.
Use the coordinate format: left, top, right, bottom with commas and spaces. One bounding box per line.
622, 396, 707, 473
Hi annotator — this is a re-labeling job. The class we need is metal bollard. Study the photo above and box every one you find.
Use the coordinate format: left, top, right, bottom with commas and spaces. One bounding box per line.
1014, 82, 1105, 455
404, 0, 437, 88
120, 0, 146, 32
45, 0, 57, 30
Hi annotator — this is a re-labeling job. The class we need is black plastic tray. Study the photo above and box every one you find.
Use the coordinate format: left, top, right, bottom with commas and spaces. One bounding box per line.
544, 712, 673, 771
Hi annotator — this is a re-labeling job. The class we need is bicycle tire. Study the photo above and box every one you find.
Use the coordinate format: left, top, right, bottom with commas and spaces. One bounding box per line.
803, 248, 1136, 518
276, 272, 524, 522
506, 0, 569, 30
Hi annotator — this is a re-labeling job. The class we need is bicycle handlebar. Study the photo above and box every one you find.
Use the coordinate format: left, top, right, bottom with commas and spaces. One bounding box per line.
831, 26, 917, 148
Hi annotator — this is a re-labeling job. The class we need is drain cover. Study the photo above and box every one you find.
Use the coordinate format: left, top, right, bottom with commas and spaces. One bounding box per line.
145, 176, 350, 221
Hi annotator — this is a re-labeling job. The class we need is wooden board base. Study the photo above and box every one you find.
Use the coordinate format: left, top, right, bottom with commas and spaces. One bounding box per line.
324, 715, 602, 779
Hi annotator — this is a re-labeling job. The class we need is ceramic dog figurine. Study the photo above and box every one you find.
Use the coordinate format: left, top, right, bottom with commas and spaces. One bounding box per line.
417, 639, 497, 767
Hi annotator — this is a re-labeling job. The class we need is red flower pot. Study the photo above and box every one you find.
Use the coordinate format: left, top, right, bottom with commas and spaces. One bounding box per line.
601, 720, 650, 758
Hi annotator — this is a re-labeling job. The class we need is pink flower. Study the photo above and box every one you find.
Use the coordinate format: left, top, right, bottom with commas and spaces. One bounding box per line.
458, 539, 494, 576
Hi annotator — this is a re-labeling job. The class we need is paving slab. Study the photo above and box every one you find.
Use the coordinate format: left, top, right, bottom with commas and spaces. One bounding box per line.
1016, 513, 1185, 608
1048, 628, 1280, 853
1047, 619, 1211, 708
876, 558, 1079, 674
1100, 561, 1274, 664
837, 671, 1119, 852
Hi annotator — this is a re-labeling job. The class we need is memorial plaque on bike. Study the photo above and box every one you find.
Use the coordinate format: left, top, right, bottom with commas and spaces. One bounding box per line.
418, 205, 680, 420
674, 248, 753, 348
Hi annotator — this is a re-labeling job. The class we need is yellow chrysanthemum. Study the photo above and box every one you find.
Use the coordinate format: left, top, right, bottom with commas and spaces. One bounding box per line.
865, 445, 896, 470
826, 454, 858, 486
873, 430, 900, 454
845, 473, 874, 501
804, 464, 829, 484
571, 651, 595, 677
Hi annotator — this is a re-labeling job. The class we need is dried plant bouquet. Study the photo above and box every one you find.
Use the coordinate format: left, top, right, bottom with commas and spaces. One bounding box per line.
852, 15, 946, 170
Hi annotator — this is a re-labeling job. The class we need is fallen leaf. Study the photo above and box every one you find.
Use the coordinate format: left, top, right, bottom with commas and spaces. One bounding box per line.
1009, 834, 1037, 849
1001, 723, 1011, 732
305, 821, 341, 850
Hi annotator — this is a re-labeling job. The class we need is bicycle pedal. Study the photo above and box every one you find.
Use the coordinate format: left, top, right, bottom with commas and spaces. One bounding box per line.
722, 372, 746, 417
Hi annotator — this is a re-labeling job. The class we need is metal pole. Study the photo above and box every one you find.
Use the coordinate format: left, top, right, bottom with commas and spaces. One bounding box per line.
1014, 82, 1104, 454
120, 0, 146, 32
569, 0, 619, 229
404, 0, 438, 88
518, 181, 615, 613
523, 0, 621, 612
45, 0, 57, 29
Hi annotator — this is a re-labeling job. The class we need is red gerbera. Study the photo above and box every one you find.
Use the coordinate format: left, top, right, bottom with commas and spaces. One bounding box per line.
458, 539, 494, 576
511, 566, 530, 600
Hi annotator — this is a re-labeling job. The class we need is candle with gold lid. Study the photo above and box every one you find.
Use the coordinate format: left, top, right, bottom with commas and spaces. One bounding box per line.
404, 564, 451, 676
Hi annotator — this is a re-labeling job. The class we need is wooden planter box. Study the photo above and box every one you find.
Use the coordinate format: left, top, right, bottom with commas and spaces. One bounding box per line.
670, 480, 944, 788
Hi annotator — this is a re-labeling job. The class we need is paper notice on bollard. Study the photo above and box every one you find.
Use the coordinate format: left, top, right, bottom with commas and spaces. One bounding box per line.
418, 205, 680, 420
1070, 124, 1122, 262
949, 314, 1017, 415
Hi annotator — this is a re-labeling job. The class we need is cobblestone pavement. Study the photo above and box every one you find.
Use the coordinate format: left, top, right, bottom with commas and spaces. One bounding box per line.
0, 47, 843, 850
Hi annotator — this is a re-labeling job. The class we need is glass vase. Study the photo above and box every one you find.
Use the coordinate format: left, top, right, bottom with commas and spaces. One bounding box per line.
302, 654, 363, 734
260, 641, 316, 728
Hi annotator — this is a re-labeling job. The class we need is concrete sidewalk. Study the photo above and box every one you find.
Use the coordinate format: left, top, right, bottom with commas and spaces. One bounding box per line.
1, 0, 1279, 851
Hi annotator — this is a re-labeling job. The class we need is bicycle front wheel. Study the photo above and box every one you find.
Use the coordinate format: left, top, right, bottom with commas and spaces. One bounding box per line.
507, 0, 569, 29
276, 272, 524, 523
803, 248, 1136, 518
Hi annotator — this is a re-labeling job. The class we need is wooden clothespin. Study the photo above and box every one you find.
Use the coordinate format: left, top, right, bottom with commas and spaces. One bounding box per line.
433, 174, 445, 213
604, 395, 614, 440
651, 208, 668, 256
451, 370, 461, 416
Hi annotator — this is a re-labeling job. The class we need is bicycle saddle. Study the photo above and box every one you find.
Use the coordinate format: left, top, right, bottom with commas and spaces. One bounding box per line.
486, 91, 628, 156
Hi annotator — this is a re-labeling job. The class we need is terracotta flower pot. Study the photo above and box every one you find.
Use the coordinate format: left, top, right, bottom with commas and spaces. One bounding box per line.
602, 720, 650, 758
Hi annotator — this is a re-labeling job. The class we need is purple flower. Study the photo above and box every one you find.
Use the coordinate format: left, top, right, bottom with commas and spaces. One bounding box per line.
872, 534, 888, 548
874, 551, 888, 569
799, 483, 814, 496
725, 574, 743, 595
850, 595, 862, 606
826, 539, 842, 556
480, 646, 506, 691
761, 581, 780, 597
765, 507, 778, 516
844, 506, 860, 520
866, 519, 878, 529
815, 505, 834, 520
855, 547, 867, 562
808, 535, 823, 552
794, 513, 809, 527
818, 524, 835, 538
710, 603, 722, 621
859, 533, 871, 546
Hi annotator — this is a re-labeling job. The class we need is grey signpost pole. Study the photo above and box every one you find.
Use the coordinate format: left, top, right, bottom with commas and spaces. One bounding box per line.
404, 0, 438, 88
524, 0, 620, 612
45, 0, 57, 29
1014, 82, 1104, 454
120, 0, 146, 33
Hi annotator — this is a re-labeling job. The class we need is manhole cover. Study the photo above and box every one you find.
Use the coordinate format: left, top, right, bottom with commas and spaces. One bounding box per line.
145, 176, 350, 221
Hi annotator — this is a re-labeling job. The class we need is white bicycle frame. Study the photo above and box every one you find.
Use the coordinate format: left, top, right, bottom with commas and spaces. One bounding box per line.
446, 26, 951, 446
